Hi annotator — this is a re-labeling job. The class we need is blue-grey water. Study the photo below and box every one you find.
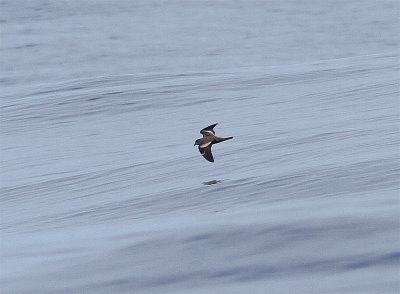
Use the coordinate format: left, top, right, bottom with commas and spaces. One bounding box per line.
1, 1, 399, 293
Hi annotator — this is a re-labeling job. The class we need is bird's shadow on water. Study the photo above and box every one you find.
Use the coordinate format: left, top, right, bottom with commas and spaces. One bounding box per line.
202, 180, 222, 185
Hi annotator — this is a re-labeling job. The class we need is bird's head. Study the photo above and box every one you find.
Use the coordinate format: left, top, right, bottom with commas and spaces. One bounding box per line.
194, 139, 202, 146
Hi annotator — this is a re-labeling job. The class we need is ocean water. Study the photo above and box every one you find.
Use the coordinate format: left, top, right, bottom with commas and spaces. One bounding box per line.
1, 1, 399, 293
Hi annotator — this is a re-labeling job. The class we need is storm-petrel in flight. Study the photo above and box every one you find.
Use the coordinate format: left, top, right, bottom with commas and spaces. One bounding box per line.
194, 123, 233, 162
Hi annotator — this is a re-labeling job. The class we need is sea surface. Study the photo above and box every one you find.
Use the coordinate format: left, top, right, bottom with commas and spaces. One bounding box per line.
1, 1, 399, 293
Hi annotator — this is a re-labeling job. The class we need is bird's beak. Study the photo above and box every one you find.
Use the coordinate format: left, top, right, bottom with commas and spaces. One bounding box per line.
194, 143, 196, 146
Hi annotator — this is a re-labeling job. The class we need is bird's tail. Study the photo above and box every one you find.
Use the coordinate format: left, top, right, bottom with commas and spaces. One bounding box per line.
215, 136, 233, 143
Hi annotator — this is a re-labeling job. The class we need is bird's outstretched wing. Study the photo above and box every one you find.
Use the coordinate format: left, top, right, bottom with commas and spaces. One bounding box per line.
200, 123, 218, 137
198, 145, 214, 162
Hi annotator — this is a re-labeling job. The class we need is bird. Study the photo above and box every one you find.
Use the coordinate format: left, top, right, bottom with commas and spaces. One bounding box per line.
194, 123, 233, 162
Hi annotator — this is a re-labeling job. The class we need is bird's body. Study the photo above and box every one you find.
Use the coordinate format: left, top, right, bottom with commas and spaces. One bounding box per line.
194, 123, 233, 162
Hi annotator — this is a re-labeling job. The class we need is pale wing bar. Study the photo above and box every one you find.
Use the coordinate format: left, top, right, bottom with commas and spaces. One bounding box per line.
200, 123, 218, 137
198, 145, 214, 162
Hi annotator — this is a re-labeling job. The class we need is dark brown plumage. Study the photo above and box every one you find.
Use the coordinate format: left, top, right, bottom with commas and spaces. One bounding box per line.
194, 123, 233, 162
